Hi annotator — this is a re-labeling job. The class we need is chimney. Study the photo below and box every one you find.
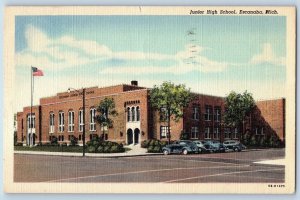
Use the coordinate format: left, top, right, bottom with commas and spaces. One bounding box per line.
131, 80, 138, 86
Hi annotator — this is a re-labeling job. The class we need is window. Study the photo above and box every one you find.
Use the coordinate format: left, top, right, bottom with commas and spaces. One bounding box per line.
160, 107, 169, 121
49, 112, 54, 133
205, 127, 211, 139
214, 107, 221, 122
233, 128, 238, 139
255, 127, 259, 135
136, 106, 140, 121
204, 106, 213, 121
90, 108, 96, 131
127, 107, 131, 122
261, 127, 264, 135
224, 128, 231, 139
191, 127, 199, 139
213, 127, 220, 139
131, 107, 136, 121
160, 126, 169, 139
58, 112, 64, 132
79, 110, 84, 132
68, 111, 75, 132
27, 114, 35, 129
192, 107, 199, 120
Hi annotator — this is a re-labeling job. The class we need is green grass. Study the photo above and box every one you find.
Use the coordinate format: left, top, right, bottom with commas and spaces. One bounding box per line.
14, 145, 83, 153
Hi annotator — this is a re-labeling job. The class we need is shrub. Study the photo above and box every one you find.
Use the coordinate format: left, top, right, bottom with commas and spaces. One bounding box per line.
87, 146, 96, 153
61, 142, 68, 147
141, 140, 151, 148
249, 134, 257, 146
69, 135, 78, 146
180, 131, 189, 140
147, 145, 162, 153
50, 136, 58, 145
14, 142, 23, 146
147, 145, 154, 152
259, 137, 268, 147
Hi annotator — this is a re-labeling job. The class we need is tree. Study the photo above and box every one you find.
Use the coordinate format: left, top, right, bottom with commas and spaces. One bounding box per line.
223, 91, 255, 140
95, 98, 118, 141
150, 81, 194, 144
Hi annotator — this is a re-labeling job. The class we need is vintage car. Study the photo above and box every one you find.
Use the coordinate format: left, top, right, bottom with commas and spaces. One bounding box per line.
162, 140, 198, 155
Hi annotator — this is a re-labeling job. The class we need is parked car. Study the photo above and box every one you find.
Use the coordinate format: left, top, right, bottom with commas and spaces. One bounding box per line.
223, 140, 247, 152
192, 140, 208, 153
203, 140, 226, 153
162, 140, 198, 155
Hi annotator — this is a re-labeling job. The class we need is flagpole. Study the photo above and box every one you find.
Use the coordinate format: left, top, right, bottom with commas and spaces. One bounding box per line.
30, 66, 33, 146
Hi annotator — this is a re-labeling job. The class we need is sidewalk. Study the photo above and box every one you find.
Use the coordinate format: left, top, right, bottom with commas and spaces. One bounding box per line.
14, 145, 161, 158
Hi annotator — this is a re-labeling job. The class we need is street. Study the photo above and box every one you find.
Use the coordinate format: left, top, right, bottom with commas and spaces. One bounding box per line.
14, 148, 285, 183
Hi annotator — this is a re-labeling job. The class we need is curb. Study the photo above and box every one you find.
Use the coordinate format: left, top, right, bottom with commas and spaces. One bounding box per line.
14, 151, 162, 158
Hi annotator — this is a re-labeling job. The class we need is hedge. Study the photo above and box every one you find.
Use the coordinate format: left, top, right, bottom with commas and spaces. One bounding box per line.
86, 138, 125, 153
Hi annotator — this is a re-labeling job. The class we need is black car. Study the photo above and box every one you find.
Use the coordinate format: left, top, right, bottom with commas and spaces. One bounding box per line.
162, 140, 199, 155
203, 140, 226, 153
223, 140, 247, 152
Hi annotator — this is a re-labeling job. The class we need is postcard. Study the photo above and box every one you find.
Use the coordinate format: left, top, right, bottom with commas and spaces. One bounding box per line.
4, 6, 295, 193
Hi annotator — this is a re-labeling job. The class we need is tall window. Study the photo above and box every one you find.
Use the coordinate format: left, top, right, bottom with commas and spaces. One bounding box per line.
204, 105, 213, 121
49, 112, 54, 133
233, 128, 238, 139
27, 114, 35, 129
68, 111, 75, 132
213, 127, 220, 139
127, 107, 131, 122
79, 110, 84, 132
131, 107, 136, 121
160, 107, 169, 121
224, 128, 231, 139
205, 127, 210, 139
136, 106, 140, 121
192, 107, 199, 120
214, 107, 221, 122
191, 127, 199, 139
160, 126, 169, 139
90, 108, 96, 131
58, 112, 64, 132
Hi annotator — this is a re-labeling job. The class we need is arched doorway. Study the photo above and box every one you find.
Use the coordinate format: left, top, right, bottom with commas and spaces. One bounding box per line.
127, 129, 133, 145
134, 128, 140, 144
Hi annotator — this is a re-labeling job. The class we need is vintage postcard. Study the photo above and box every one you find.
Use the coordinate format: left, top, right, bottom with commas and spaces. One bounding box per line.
4, 6, 295, 193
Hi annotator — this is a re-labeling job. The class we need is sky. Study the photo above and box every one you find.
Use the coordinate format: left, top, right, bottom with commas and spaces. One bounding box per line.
14, 15, 286, 112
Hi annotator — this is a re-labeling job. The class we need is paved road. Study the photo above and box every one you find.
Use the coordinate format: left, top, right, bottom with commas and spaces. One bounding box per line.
14, 148, 285, 183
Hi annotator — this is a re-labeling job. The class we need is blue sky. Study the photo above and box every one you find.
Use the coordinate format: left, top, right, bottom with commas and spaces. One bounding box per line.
14, 15, 286, 112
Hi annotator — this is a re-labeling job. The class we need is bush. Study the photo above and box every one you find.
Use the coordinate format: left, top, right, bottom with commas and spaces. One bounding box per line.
147, 145, 162, 153
14, 142, 23, 146
88, 146, 96, 153
61, 142, 68, 147
88, 138, 125, 153
50, 136, 58, 145
180, 131, 189, 140
249, 134, 257, 146
69, 135, 78, 146
259, 137, 268, 147
141, 140, 151, 148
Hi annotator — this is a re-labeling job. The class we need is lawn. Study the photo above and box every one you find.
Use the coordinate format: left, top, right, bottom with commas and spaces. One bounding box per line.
14, 145, 83, 153
14, 145, 132, 153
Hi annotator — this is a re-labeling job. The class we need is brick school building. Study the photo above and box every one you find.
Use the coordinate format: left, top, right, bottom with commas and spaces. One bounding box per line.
16, 81, 285, 146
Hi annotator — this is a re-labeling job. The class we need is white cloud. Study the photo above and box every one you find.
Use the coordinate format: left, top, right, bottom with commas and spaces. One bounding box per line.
250, 43, 285, 65
16, 25, 228, 73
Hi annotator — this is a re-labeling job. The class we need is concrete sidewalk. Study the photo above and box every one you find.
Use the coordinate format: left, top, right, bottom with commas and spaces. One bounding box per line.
14, 145, 161, 158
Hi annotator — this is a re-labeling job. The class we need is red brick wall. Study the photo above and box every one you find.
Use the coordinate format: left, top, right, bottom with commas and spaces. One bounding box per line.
183, 94, 225, 141
252, 99, 285, 140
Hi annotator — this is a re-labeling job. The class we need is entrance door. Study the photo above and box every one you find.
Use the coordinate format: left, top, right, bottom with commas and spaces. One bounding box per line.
134, 128, 140, 144
127, 129, 133, 145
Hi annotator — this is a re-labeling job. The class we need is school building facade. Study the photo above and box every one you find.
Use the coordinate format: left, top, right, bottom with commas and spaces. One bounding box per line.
16, 81, 285, 146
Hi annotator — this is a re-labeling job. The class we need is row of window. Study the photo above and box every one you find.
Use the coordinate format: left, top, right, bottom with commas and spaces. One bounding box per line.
192, 106, 221, 121
49, 108, 97, 133
127, 106, 140, 122
159, 126, 239, 139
